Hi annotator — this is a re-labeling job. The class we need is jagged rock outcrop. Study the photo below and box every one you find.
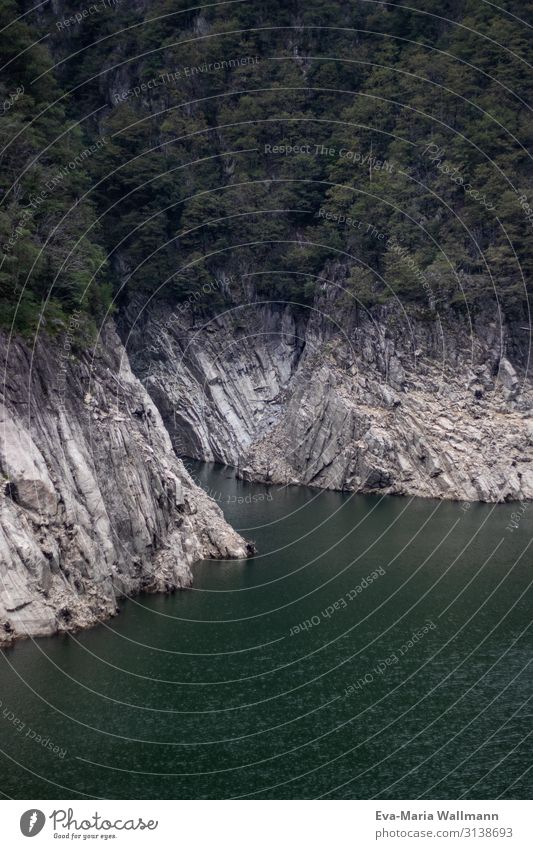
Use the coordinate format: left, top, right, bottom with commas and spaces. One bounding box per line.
0, 323, 250, 646
125, 277, 533, 503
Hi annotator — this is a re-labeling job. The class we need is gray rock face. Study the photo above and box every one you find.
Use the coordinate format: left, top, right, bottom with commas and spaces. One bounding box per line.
0, 324, 249, 646
125, 281, 533, 503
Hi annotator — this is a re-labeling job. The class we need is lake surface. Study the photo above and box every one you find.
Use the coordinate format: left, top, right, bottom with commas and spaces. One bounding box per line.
1, 461, 532, 799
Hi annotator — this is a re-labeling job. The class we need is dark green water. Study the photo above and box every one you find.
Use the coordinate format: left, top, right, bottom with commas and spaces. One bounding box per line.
1, 462, 532, 799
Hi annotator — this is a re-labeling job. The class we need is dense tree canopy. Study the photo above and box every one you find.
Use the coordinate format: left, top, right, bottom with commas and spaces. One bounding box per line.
0, 0, 531, 334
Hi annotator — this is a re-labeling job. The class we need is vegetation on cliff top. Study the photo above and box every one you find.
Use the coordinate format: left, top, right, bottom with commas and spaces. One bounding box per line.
0, 0, 531, 334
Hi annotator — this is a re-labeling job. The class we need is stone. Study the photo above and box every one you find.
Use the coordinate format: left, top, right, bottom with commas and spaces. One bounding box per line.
123, 293, 533, 506
0, 324, 250, 646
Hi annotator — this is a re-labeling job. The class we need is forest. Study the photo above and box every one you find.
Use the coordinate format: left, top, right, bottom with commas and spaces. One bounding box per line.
0, 0, 531, 335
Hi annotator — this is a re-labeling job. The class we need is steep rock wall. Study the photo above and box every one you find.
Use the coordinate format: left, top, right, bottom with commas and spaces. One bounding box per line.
124, 281, 533, 503
0, 323, 250, 645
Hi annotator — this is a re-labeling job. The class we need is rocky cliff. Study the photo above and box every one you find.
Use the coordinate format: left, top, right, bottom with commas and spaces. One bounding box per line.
124, 276, 533, 503
3, 278, 530, 646
0, 323, 250, 646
